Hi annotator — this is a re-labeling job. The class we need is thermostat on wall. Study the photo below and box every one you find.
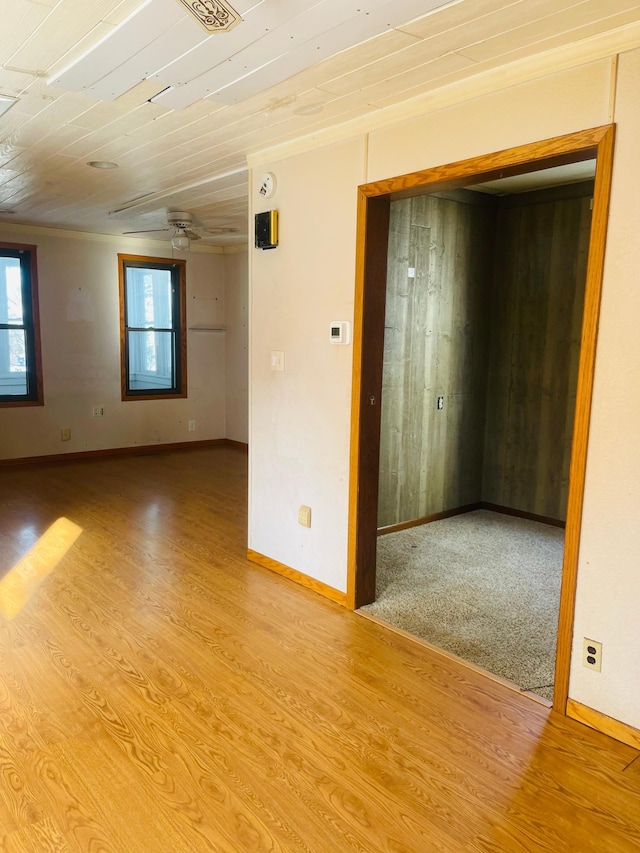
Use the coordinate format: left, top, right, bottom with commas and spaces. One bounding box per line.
329, 321, 351, 345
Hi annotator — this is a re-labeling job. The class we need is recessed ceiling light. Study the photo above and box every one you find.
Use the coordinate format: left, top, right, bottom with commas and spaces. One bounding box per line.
87, 160, 119, 169
0, 95, 18, 117
292, 103, 324, 117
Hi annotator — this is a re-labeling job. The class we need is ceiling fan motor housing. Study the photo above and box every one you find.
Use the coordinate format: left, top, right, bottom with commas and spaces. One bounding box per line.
167, 211, 193, 230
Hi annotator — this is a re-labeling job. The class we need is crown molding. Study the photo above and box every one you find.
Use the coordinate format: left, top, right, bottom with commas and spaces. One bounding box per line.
0, 221, 227, 253
222, 243, 248, 254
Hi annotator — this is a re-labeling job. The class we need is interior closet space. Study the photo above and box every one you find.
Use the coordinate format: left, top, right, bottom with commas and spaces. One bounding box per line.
369, 176, 594, 701
378, 179, 594, 530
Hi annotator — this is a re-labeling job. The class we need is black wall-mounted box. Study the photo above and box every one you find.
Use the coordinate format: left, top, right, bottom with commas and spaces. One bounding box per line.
255, 210, 278, 249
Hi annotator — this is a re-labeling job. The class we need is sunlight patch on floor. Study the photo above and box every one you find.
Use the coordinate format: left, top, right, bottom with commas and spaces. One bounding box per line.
0, 517, 82, 618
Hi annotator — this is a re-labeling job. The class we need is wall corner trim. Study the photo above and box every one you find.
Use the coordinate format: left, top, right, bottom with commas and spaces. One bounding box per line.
0, 221, 225, 252
223, 244, 249, 254
247, 550, 347, 607
567, 698, 640, 750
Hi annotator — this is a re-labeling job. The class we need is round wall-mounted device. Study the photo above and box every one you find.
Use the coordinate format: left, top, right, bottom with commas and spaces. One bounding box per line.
259, 172, 277, 199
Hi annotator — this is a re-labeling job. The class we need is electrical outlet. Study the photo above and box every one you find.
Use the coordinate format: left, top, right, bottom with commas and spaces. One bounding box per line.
188, 420, 196, 431
583, 638, 602, 672
298, 506, 311, 528
61, 428, 71, 441
92, 406, 105, 417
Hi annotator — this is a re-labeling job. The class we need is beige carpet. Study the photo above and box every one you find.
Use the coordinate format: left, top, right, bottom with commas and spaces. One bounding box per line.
361, 510, 564, 702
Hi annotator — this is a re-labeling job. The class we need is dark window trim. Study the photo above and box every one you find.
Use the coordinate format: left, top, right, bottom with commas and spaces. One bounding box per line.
0, 242, 44, 408
118, 253, 187, 401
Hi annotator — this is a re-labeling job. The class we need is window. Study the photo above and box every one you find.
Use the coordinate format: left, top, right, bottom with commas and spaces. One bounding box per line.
0, 244, 43, 406
118, 254, 187, 400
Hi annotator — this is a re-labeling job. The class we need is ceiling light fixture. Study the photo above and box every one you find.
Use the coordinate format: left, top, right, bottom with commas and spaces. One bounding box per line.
87, 160, 119, 169
172, 228, 190, 250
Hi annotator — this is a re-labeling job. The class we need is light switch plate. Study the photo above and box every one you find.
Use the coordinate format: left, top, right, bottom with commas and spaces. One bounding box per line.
271, 351, 285, 371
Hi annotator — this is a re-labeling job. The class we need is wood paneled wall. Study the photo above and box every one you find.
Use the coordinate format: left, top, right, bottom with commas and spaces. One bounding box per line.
377, 191, 495, 527
378, 182, 592, 527
482, 182, 593, 520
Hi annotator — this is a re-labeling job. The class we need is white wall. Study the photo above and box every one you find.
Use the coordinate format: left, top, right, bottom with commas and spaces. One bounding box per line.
0, 227, 228, 459
224, 249, 249, 444
366, 61, 612, 182
249, 53, 640, 729
570, 48, 640, 728
249, 139, 366, 592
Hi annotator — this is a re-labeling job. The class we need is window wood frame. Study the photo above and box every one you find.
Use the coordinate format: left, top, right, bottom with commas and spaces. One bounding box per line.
0, 242, 43, 408
118, 254, 187, 401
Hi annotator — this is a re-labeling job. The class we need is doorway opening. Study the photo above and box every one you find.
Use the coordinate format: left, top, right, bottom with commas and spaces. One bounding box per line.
365, 169, 594, 704
347, 126, 615, 714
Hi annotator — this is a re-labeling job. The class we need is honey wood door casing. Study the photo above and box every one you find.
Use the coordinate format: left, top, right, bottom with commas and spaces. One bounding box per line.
349, 126, 616, 713
348, 192, 390, 608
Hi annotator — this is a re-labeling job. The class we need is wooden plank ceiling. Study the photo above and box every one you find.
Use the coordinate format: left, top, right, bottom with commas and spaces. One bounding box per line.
0, 0, 639, 246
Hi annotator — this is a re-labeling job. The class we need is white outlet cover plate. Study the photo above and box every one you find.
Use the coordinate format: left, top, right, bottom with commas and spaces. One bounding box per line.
583, 637, 602, 672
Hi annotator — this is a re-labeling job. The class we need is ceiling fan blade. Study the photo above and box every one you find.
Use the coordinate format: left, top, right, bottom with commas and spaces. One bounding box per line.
185, 229, 201, 241
123, 228, 171, 235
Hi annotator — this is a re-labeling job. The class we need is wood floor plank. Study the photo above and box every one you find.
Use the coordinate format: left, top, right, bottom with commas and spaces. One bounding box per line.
0, 447, 639, 851
40, 565, 462, 850
0, 817, 72, 853
622, 755, 640, 792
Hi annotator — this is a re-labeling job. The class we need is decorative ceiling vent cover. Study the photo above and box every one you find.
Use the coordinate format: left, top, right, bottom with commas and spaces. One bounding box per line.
176, 0, 241, 33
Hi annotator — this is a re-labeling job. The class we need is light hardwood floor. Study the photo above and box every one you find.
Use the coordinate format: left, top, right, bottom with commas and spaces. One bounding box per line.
0, 446, 639, 852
